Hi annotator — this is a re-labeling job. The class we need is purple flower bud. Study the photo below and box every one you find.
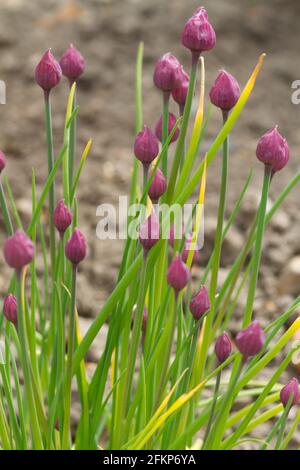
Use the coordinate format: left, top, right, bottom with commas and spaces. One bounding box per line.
181, 8, 216, 57
256, 127, 290, 173
35, 49, 62, 92
134, 126, 159, 165
215, 332, 232, 363
139, 211, 160, 253
65, 228, 87, 265
155, 112, 180, 144
60, 44, 85, 82
153, 53, 182, 93
236, 320, 265, 360
182, 236, 200, 265
3, 294, 17, 325
4, 230, 34, 270
172, 67, 189, 108
148, 167, 167, 203
209, 70, 241, 112
0, 151, 6, 173
189, 285, 210, 320
53, 199, 72, 235
280, 378, 300, 408
167, 253, 190, 292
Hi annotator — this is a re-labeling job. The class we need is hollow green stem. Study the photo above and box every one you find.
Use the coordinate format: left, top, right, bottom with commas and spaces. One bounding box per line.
123, 255, 148, 410
62, 264, 77, 449
166, 59, 198, 202
243, 164, 271, 326
16, 269, 44, 449
68, 86, 76, 190
202, 370, 222, 448
44, 92, 56, 277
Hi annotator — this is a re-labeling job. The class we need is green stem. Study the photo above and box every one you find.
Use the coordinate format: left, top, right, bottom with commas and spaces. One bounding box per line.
68, 86, 76, 190
0, 178, 13, 235
62, 265, 77, 449
166, 59, 198, 202
16, 270, 44, 449
205, 360, 243, 449
202, 370, 222, 448
197, 113, 229, 383
243, 164, 271, 326
123, 256, 148, 410
275, 406, 290, 450
44, 92, 56, 277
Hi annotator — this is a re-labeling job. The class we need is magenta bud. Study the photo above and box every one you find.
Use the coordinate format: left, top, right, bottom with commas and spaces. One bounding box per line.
139, 211, 160, 253
167, 253, 190, 292
155, 112, 180, 144
209, 70, 241, 112
181, 8, 216, 56
4, 230, 34, 270
148, 167, 167, 203
215, 332, 232, 363
65, 228, 87, 265
182, 236, 200, 265
153, 53, 182, 93
0, 151, 6, 173
236, 320, 265, 360
134, 126, 159, 165
53, 199, 72, 235
60, 44, 85, 82
35, 49, 62, 92
189, 285, 210, 320
280, 378, 300, 408
256, 126, 290, 173
3, 294, 17, 325
172, 67, 189, 108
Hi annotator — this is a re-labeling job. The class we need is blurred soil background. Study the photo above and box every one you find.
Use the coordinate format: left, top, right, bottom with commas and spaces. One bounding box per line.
0, 0, 300, 447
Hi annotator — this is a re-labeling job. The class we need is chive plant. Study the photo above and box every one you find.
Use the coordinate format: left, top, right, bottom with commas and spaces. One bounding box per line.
0, 6, 300, 450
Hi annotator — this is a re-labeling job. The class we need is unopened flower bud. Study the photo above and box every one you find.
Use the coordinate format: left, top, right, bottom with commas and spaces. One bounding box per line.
60, 44, 85, 82
256, 126, 289, 173
65, 228, 87, 265
189, 285, 210, 320
181, 8, 216, 58
280, 378, 300, 408
0, 151, 6, 173
134, 126, 159, 165
209, 70, 240, 112
4, 230, 34, 270
155, 112, 179, 143
236, 320, 265, 361
215, 332, 232, 363
172, 67, 189, 110
148, 167, 167, 203
3, 294, 17, 325
153, 53, 182, 93
167, 253, 190, 292
139, 211, 160, 253
54, 199, 72, 235
35, 49, 62, 92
